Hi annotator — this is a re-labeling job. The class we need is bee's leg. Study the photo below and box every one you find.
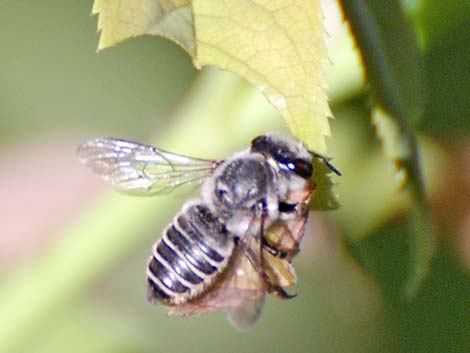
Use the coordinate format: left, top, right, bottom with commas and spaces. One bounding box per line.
239, 202, 297, 300
269, 285, 298, 300
255, 201, 297, 300
258, 201, 266, 269
261, 238, 288, 259
262, 238, 278, 256
240, 201, 270, 277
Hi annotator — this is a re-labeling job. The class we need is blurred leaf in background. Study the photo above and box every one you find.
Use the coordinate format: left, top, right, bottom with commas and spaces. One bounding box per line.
339, 0, 433, 296
0, 1, 468, 353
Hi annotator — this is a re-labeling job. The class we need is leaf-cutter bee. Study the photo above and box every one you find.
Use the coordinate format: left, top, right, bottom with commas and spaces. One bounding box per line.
78, 133, 340, 330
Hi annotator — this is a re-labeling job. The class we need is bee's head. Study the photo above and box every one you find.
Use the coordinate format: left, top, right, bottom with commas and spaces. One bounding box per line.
250, 134, 313, 179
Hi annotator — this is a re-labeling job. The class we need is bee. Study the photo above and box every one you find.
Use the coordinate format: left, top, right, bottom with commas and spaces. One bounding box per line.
78, 133, 340, 329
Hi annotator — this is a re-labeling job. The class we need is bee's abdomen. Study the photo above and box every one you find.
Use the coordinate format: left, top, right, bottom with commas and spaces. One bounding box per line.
147, 203, 233, 305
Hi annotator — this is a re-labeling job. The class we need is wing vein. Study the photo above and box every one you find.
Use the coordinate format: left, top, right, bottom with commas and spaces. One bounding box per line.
78, 138, 218, 195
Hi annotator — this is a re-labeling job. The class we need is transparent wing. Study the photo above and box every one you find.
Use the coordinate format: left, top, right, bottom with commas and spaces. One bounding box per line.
226, 213, 302, 329
167, 212, 302, 330
225, 235, 267, 331
77, 138, 218, 195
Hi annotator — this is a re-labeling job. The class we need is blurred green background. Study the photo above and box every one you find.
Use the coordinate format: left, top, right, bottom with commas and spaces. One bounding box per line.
0, 1, 468, 353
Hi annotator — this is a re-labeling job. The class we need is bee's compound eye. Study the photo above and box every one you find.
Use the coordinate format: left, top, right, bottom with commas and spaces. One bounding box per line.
292, 159, 313, 179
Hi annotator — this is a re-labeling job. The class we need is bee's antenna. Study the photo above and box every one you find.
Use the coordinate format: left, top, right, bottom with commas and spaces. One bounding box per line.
308, 151, 342, 176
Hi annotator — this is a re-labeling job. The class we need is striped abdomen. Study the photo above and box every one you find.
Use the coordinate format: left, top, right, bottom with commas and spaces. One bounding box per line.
147, 202, 234, 305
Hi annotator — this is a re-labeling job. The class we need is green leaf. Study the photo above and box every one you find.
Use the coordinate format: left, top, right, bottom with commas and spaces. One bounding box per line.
93, 0, 195, 55
372, 107, 409, 188
93, 0, 333, 153
192, 0, 332, 153
310, 158, 341, 210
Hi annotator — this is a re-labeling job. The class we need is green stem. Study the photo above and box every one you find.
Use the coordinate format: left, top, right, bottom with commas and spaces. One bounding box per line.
403, 133, 434, 297
339, 0, 432, 296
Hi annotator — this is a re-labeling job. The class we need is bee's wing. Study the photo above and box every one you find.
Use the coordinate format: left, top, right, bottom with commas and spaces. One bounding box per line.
168, 214, 302, 330
77, 138, 218, 195
224, 243, 267, 331
226, 212, 308, 329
